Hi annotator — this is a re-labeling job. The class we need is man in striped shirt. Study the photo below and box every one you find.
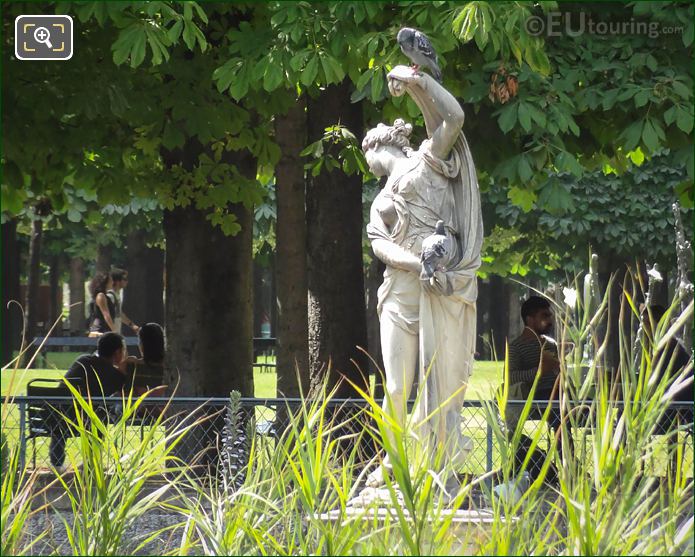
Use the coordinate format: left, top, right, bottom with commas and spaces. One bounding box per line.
506, 296, 569, 457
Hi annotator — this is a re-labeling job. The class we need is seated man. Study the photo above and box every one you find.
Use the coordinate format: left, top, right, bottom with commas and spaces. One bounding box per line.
49, 332, 128, 472
505, 296, 570, 476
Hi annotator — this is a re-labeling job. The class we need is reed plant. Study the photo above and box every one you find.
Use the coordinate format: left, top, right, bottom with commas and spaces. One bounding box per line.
2, 273, 692, 555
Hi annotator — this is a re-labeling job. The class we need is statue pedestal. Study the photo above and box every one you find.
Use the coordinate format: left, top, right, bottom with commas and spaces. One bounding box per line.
318, 487, 508, 553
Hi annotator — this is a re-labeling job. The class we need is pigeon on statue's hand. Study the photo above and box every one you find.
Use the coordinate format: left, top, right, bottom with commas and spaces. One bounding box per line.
420, 220, 451, 280
396, 27, 442, 82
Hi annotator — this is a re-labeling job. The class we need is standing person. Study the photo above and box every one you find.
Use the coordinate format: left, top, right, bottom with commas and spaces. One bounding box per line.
49, 333, 128, 472
363, 65, 484, 487
108, 268, 140, 334
88, 272, 116, 336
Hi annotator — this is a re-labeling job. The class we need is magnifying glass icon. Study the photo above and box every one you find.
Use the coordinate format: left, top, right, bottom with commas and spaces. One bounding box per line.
33, 26, 53, 49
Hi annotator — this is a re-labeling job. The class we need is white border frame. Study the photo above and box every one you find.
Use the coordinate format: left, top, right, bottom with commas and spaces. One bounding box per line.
15, 14, 74, 61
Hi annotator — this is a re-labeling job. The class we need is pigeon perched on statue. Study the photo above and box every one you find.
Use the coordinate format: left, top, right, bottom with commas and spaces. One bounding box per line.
396, 27, 442, 82
420, 220, 452, 279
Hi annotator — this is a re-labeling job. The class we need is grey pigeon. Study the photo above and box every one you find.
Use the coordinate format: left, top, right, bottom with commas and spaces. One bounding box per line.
420, 220, 451, 279
397, 27, 442, 82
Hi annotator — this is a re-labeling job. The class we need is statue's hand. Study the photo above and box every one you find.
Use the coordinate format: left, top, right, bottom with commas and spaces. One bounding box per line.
421, 270, 453, 296
387, 65, 426, 97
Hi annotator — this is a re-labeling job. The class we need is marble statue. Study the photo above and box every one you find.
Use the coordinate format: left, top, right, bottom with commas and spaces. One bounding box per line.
363, 65, 483, 486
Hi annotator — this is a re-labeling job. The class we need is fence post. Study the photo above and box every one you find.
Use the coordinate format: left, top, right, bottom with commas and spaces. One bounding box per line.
18, 399, 27, 471
486, 419, 493, 473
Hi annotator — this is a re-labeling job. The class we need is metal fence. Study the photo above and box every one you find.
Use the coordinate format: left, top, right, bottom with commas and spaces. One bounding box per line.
1, 396, 692, 478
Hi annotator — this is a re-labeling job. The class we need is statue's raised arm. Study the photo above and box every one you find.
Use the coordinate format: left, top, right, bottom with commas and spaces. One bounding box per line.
387, 65, 464, 160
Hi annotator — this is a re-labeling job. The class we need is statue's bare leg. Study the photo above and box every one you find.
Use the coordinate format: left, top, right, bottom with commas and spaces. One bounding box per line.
366, 317, 418, 487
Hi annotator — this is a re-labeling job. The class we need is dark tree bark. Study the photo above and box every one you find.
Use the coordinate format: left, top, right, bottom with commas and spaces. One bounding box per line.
365, 253, 385, 398
68, 256, 86, 334
163, 199, 254, 474
24, 218, 43, 346
2, 219, 22, 366
163, 203, 254, 397
274, 97, 309, 398
476, 278, 489, 359
95, 244, 112, 275
48, 254, 62, 331
123, 228, 164, 333
306, 82, 369, 397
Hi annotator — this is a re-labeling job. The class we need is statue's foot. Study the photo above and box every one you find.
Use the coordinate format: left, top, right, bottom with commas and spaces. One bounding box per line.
365, 466, 387, 488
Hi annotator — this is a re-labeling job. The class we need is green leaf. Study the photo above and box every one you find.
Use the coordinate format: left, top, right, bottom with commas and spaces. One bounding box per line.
621, 120, 643, 151
508, 186, 536, 212
518, 155, 533, 182
229, 66, 249, 101
497, 104, 518, 134
672, 80, 691, 99
67, 208, 82, 222
518, 103, 532, 132
628, 147, 645, 166
676, 106, 694, 133
301, 54, 319, 86
371, 70, 384, 101
130, 29, 147, 68
634, 90, 650, 108
192, 2, 209, 24
555, 151, 583, 177
214, 62, 237, 94
168, 19, 183, 42
641, 118, 659, 152
537, 178, 575, 215
1, 184, 26, 215
263, 63, 284, 92
527, 104, 547, 127
182, 21, 195, 50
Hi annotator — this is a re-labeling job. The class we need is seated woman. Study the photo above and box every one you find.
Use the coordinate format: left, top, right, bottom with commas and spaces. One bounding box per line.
121, 322, 166, 397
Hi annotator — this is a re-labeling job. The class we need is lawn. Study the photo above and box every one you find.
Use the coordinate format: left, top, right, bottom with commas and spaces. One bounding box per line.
1, 352, 503, 400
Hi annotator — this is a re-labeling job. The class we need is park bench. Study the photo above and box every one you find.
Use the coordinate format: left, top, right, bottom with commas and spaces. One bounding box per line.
30, 336, 276, 370
253, 337, 276, 372
30, 336, 140, 367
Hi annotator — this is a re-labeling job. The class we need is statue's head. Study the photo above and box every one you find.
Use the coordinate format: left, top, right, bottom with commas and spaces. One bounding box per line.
362, 118, 413, 154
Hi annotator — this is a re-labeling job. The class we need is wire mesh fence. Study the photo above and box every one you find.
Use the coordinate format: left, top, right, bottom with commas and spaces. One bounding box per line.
1, 395, 692, 478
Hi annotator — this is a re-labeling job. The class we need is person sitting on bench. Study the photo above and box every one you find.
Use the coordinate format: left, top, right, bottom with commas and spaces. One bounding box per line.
50, 332, 127, 472
505, 296, 571, 479
123, 322, 166, 396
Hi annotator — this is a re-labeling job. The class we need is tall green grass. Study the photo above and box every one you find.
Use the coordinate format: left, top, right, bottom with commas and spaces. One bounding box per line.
1, 274, 693, 555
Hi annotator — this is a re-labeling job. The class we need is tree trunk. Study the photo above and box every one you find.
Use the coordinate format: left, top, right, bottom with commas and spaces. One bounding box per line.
96, 244, 112, 275
48, 254, 62, 331
68, 256, 86, 335
306, 82, 368, 397
1, 219, 22, 366
123, 228, 165, 333
24, 218, 43, 347
163, 201, 254, 397
274, 96, 309, 398
365, 253, 385, 397
508, 283, 522, 342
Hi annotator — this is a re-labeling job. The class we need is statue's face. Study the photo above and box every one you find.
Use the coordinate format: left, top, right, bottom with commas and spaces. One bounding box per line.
365, 145, 392, 177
